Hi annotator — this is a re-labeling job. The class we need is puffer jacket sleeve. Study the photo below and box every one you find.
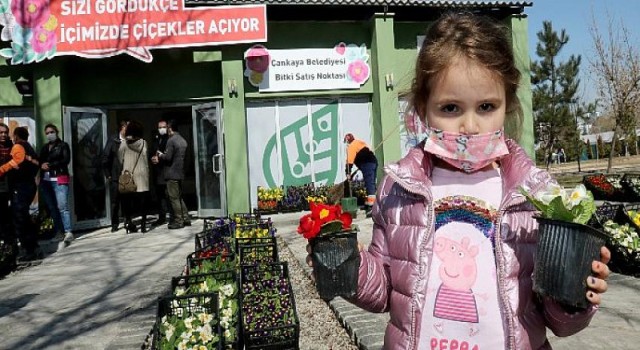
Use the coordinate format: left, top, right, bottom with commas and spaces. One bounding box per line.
349, 175, 393, 313
542, 294, 597, 336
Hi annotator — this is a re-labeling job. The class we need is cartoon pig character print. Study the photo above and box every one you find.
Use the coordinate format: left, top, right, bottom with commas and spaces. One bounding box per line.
433, 236, 480, 325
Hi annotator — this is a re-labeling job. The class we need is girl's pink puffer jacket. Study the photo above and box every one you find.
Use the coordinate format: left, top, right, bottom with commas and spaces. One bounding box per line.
351, 140, 597, 350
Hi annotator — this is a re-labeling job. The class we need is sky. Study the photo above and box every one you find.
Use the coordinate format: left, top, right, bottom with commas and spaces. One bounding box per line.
525, 0, 640, 107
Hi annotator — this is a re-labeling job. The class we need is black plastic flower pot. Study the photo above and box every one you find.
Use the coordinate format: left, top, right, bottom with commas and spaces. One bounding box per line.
533, 218, 607, 309
310, 230, 360, 301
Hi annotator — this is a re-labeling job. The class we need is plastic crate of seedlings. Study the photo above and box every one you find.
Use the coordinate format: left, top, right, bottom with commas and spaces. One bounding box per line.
240, 262, 300, 350
280, 185, 306, 213
152, 292, 221, 350
196, 222, 233, 251
583, 173, 624, 201
621, 173, 640, 202
171, 270, 241, 350
234, 221, 276, 239
621, 203, 640, 232
236, 237, 279, 265
187, 243, 236, 275
233, 212, 264, 225
590, 202, 625, 228
256, 186, 282, 215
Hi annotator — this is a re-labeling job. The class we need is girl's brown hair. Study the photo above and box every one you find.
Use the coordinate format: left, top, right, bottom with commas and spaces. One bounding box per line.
408, 12, 523, 140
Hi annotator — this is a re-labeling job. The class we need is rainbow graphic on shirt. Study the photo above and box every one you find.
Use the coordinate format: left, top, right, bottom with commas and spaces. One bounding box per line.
434, 195, 499, 241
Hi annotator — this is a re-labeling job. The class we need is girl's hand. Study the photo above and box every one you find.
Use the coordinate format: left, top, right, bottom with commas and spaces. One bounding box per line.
587, 246, 611, 305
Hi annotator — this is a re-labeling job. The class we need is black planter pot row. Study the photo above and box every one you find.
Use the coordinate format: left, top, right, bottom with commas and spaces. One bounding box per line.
583, 173, 640, 202
255, 181, 370, 215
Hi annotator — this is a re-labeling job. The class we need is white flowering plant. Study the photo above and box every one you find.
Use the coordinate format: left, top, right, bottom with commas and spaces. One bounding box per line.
602, 220, 640, 260
520, 183, 596, 225
158, 304, 220, 350
173, 277, 239, 347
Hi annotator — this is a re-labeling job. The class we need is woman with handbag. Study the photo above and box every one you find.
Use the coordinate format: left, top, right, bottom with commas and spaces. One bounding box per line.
118, 121, 151, 233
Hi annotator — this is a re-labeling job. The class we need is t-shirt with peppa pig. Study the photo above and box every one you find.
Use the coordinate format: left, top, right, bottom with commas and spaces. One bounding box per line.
418, 166, 505, 350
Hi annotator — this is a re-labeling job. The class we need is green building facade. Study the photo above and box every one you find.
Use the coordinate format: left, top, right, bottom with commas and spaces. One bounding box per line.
0, 1, 533, 230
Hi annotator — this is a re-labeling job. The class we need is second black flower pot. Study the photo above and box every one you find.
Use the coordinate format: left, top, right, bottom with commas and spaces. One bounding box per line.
533, 218, 607, 309
311, 230, 360, 301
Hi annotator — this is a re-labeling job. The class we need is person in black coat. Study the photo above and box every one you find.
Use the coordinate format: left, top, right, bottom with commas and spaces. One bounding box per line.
1, 127, 40, 260
102, 120, 128, 232
39, 124, 73, 243
150, 119, 172, 226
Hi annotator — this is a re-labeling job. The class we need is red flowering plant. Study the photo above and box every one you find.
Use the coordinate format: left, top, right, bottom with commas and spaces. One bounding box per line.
297, 202, 353, 239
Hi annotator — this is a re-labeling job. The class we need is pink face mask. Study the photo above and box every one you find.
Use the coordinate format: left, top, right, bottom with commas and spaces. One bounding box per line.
423, 127, 509, 173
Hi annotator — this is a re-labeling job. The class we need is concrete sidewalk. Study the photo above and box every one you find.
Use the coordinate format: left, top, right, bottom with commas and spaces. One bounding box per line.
271, 211, 640, 350
0, 223, 199, 350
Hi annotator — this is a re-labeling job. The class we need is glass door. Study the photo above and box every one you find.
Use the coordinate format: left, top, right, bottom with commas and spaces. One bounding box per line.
63, 107, 110, 229
192, 102, 226, 217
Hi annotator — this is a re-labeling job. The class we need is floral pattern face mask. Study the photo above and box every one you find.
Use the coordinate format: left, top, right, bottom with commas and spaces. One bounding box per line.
424, 127, 509, 173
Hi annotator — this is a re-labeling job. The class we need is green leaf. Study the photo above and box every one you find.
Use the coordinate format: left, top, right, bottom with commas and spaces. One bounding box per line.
546, 196, 574, 222
571, 192, 595, 224
0, 0, 8, 14
0, 48, 13, 58
519, 187, 548, 213
25, 50, 36, 64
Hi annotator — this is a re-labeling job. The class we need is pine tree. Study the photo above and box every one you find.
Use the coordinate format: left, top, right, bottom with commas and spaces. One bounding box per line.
531, 21, 584, 168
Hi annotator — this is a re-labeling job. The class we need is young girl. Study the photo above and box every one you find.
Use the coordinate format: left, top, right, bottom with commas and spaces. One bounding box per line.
311, 12, 610, 349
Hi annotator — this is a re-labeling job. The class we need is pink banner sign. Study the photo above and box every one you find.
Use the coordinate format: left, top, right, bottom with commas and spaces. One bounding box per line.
0, 0, 267, 63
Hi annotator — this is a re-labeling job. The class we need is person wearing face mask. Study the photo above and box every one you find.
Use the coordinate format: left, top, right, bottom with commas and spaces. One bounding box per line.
0, 127, 40, 261
344, 133, 378, 217
39, 124, 73, 244
0, 123, 18, 270
102, 120, 129, 232
157, 119, 190, 229
119, 120, 150, 233
150, 119, 172, 226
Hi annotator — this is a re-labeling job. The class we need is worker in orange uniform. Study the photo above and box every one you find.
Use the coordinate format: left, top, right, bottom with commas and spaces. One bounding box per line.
344, 133, 378, 217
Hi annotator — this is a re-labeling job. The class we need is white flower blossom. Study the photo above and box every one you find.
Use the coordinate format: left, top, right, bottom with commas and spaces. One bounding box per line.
566, 184, 588, 208
198, 312, 213, 325
175, 287, 186, 296
536, 183, 566, 205
199, 324, 213, 343
184, 316, 195, 330
164, 324, 176, 339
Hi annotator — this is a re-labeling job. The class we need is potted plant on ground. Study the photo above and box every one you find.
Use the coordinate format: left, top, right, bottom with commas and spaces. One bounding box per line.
297, 202, 359, 301
601, 220, 640, 277
521, 183, 607, 308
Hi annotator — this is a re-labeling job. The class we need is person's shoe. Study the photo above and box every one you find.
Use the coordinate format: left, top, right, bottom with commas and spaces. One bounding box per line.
111, 225, 119, 233
63, 232, 75, 242
20, 250, 41, 261
168, 223, 185, 230
125, 222, 138, 234
52, 232, 65, 242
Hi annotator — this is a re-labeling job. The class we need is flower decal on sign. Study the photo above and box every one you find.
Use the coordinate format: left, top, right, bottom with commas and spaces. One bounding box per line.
337, 42, 371, 84
244, 44, 270, 87
0, 0, 58, 64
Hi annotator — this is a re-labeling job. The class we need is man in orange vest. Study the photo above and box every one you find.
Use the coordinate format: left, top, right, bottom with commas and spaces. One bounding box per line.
344, 133, 378, 217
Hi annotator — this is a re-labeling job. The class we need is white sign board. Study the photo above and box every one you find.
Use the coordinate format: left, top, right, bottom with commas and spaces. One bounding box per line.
244, 43, 370, 92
